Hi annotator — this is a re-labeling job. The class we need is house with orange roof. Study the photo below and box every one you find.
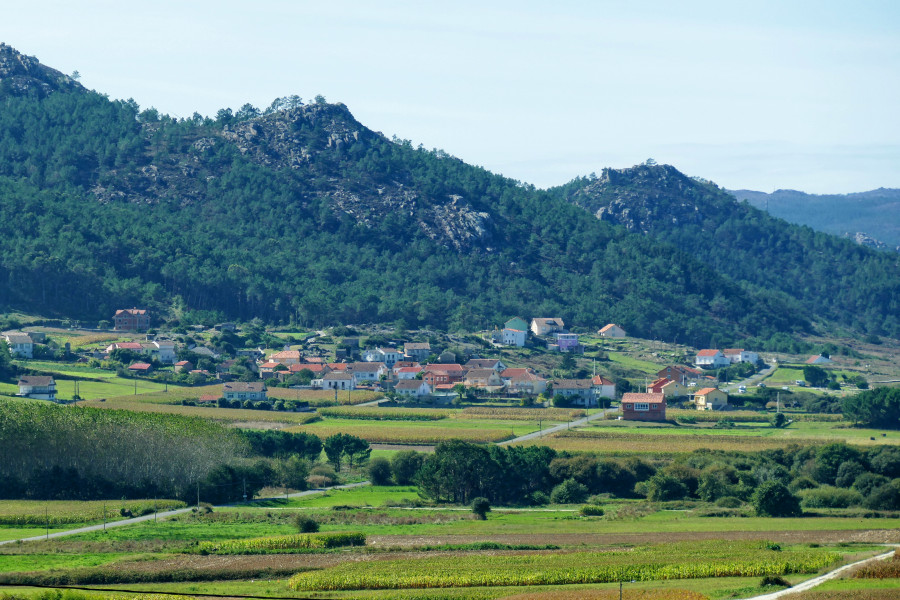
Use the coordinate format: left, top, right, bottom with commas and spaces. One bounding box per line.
591, 375, 616, 400
692, 387, 728, 410
501, 368, 548, 395
113, 308, 150, 331
396, 365, 425, 380
270, 350, 302, 365
598, 323, 626, 338
621, 393, 667, 421
695, 349, 730, 369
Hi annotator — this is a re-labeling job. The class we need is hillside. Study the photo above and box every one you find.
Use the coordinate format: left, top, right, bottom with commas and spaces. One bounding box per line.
0, 44, 896, 343
730, 188, 900, 250
554, 164, 900, 338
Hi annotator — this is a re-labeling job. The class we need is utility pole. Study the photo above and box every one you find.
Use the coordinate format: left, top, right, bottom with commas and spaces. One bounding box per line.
103, 504, 106, 531
243, 478, 247, 503
45, 506, 49, 540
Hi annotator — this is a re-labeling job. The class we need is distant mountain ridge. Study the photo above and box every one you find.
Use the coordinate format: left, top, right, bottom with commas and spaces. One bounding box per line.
730, 187, 900, 250
0, 44, 898, 342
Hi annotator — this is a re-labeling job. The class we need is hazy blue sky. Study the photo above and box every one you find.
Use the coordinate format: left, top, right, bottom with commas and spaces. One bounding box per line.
5, 1, 899, 192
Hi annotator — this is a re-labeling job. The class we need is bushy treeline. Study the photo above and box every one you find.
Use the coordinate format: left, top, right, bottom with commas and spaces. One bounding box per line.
403, 440, 900, 511
843, 387, 900, 429
0, 399, 244, 500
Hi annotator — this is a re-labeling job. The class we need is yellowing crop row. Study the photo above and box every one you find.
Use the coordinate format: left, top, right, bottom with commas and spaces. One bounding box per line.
199, 532, 365, 554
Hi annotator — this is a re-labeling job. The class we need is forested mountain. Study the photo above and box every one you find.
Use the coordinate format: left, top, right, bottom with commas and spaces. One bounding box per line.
0, 44, 897, 344
555, 164, 900, 338
730, 188, 900, 250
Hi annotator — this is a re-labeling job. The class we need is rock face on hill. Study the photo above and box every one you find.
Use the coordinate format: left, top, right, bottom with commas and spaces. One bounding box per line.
0, 43, 83, 97
566, 164, 735, 234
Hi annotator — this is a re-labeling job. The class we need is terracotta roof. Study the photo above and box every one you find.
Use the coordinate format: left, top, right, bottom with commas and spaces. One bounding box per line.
115, 342, 144, 350
592, 375, 614, 386
696, 349, 721, 357
303, 357, 325, 364
198, 394, 220, 403
259, 361, 280, 369
291, 363, 327, 373
327, 363, 348, 370
271, 350, 301, 360
599, 324, 621, 333
175, 360, 192, 366
694, 387, 720, 395
397, 366, 424, 374
128, 362, 152, 370
434, 383, 457, 390
622, 392, 665, 403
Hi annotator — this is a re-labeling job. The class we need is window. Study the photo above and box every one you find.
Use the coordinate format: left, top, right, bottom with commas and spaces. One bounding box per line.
634, 402, 649, 411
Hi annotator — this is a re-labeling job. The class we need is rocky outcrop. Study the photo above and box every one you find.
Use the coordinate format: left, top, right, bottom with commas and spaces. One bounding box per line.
843, 232, 900, 253
568, 164, 732, 234
0, 43, 83, 97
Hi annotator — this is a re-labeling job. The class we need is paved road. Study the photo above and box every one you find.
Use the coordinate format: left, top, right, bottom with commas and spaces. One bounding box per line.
499, 407, 613, 445
739, 546, 897, 600
722, 365, 777, 393
0, 482, 370, 546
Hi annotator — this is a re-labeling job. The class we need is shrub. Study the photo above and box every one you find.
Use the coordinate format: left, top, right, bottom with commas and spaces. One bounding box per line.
391, 450, 425, 485
835, 461, 866, 488
529, 491, 550, 506
753, 481, 802, 517
800, 485, 863, 509
645, 473, 690, 501
367, 457, 393, 486
716, 496, 743, 508
471, 497, 491, 520
294, 515, 320, 533
864, 481, 900, 511
853, 472, 890, 497
550, 479, 589, 504
760, 575, 791, 588
789, 476, 818, 492
579, 505, 605, 516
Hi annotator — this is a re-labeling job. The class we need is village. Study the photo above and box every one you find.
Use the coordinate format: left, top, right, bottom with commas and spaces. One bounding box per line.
5, 307, 863, 423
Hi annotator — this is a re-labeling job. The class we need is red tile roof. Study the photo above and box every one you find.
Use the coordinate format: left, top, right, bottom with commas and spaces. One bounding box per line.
694, 387, 720, 395
696, 349, 721, 357
621, 392, 665, 404
592, 375, 614, 386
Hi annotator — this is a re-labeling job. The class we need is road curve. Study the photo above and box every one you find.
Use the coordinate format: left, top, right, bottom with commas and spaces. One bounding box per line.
738, 546, 897, 600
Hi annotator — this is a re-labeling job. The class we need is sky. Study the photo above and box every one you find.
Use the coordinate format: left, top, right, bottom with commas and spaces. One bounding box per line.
4, 1, 900, 193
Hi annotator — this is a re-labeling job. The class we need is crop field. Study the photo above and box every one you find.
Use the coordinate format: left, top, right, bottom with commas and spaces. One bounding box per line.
514, 429, 833, 453
287, 421, 517, 443
267, 388, 381, 405
76, 397, 321, 424
319, 406, 453, 420
287, 540, 840, 591
0, 499, 185, 526
666, 409, 844, 423
461, 407, 585, 421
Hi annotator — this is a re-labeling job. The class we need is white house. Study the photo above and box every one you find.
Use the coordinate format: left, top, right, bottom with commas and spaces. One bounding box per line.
222, 381, 267, 402
394, 379, 431, 398
551, 379, 597, 407
363, 347, 403, 367
322, 372, 356, 390
395, 365, 424, 380
348, 361, 387, 384
722, 348, 759, 365
530, 318, 565, 336
806, 355, 833, 365
141, 340, 177, 364
501, 328, 526, 347
598, 324, 626, 338
591, 375, 616, 400
17, 376, 56, 400
5, 333, 34, 359
695, 349, 730, 369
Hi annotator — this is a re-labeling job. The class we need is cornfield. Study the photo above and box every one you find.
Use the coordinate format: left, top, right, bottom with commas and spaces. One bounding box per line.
515, 429, 827, 453
267, 388, 381, 406
667, 409, 843, 423
198, 531, 365, 554
287, 424, 514, 444
851, 550, 900, 579
78, 398, 319, 423
318, 406, 452, 421
500, 589, 708, 600
0, 499, 186, 525
289, 540, 839, 591
461, 407, 585, 421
